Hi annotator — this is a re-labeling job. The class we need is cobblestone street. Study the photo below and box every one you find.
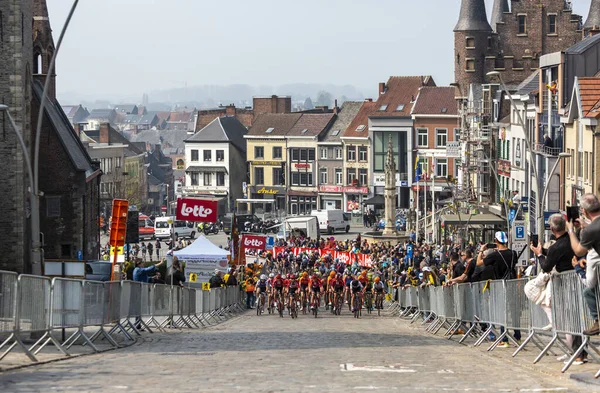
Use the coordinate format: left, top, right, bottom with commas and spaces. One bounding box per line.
0, 308, 591, 393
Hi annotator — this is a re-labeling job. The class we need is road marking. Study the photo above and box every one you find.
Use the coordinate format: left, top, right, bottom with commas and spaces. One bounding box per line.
437, 369, 455, 374
519, 389, 569, 392
341, 363, 416, 373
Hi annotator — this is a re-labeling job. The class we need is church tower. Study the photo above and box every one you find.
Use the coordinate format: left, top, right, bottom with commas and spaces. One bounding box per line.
454, 0, 492, 88
32, 0, 56, 100
584, 0, 600, 35
490, 0, 509, 32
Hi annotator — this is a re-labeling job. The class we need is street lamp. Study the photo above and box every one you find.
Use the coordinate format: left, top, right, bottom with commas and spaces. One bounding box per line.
0, 104, 42, 274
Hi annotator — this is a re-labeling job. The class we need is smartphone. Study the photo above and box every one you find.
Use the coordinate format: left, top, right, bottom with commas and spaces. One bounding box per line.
486, 243, 497, 249
567, 206, 580, 223
531, 234, 539, 248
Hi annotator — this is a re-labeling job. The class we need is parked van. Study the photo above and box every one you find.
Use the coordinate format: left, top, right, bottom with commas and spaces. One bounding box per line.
311, 209, 349, 235
278, 216, 320, 239
154, 216, 196, 240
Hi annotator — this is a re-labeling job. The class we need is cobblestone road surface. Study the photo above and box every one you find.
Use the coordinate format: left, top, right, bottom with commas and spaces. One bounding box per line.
0, 309, 590, 393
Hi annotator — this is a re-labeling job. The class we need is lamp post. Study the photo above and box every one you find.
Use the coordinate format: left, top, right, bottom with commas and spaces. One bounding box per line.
0, 104, 41, 274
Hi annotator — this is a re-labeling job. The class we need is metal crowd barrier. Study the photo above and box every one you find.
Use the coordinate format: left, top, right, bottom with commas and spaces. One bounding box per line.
390, 269, 600, 378
0, 271, 245, 364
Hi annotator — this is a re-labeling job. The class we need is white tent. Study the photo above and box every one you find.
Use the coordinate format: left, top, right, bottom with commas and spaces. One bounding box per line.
173, 235, 230, 283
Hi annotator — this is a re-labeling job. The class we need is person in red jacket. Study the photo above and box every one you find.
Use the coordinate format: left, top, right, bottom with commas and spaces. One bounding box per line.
309, 273, 323, 309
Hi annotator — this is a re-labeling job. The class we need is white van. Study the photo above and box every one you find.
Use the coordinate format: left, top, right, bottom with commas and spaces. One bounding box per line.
279, 216, 320, 239
310, 209, 349, 235
154, 216, 196, 240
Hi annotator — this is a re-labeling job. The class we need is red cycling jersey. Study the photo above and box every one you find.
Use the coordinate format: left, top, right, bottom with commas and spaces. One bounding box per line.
332, 277, 345, 289
287, 279, 299, 289
273, 278, 284, 288
283, 279, 290, 287
309, 277, 322, 288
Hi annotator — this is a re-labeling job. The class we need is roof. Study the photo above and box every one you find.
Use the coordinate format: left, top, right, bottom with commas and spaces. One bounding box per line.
186, 116, 247, 152
32, 80, 94, 174
114, 104, 137, 114
247, 113, 302, 136
87, 108, 116, 120
577, 77, 600, 118
342, 101, 378, 138
287, 113, 335, 137
320, 101, 363, 142
167, 112, 194, 123
454, 0, 493, 32
565, 33, 600, 55
370, 76, 436, 118
125, 129, 190, 150
61, 105, 79, 118
517, 70, 540, 95
584, 0, 600, 30
411, 86, 458, 116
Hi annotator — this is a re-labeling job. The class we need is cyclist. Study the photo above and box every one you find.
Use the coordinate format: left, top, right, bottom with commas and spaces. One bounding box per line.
363, 272, 374, 311
299, 271, 310, 311
343, 269, 353, 309
309, 272, 323, 310
330, 272, 345, 311
287, 274, 299, 313
326, 270, 336, 307
373, 276, 385, 309
272, 273, 285, 309
350, 275, 363, 313
255, 274, 268, 310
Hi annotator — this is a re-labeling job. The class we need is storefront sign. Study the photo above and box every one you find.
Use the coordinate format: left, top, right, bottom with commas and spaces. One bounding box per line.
319, 185, 342, 193
176, 198, 218, 222
343, 186, 368, 194
257, 187, 279, 195
252, 161, 280, 166
347, 200, 361, 211
241, 235, 267, 250
294, 163, 311, 169
176, 159, 185, 170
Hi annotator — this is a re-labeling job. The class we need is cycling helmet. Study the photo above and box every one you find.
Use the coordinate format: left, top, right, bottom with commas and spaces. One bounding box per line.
269, 273, 275, 278
374, 277, 381, 282
260, 274, 267, 280
302, 272, 309, 278
329, 271, 336, 277
316, 272, 322, 277
312, 273, 318, 278
276, 274, 282, 279
290, 274, 296, 280
361, 270, 367, 277
344, 269, 350, 275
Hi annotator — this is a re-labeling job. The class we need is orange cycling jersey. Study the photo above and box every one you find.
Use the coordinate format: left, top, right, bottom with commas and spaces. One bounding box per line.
299, 277, 310, 286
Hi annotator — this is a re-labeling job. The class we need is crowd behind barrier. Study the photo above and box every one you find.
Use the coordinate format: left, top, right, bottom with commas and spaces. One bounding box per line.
0, 270, 244, 364
388, 266, 600, 379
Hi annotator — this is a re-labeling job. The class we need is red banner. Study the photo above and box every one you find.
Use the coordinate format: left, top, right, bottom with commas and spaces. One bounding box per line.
242, 235, 267, 250
175, 198, 218, 222
270, 246, 372, 268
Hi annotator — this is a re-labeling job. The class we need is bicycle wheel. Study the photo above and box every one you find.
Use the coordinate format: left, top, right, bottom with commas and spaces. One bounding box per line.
365, 293, 371, 315
378, 297, 381, 316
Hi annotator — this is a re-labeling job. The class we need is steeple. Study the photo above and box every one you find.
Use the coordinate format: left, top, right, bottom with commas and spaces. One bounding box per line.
584, 0, 600, 32
454, 0, 492, 32
490, 0, 509, 32
32, 0, 56, 99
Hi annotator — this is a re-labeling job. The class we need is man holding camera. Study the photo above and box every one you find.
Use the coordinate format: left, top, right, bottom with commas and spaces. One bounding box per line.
476, 231, 518, 281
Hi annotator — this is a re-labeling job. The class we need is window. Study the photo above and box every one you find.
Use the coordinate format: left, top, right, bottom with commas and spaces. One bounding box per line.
299, 172, 312, 186
395, 104, 405, 112
585, 152, 589, 182
115, 157, 121, 168
203, 150, 211, 161
254, 146, 264, 159
291, 148, 299, 161
320, 148, 328, 159
203, 173, 212, 186
435, 128, 447, 147
216, 172, 225, 186
46, 196, 61, 217
518, 15, 527, 35
548, 14, 557, 34
291, 172, 300, 186
191, 150, 199, 162
454, 128, 460, 142
320, 168, 328, 184
358, 169, 367, 186
191, 173, 199, 186
347, 146, 356, 161
466, 37, 475, 49
272, 146, 282, 159
335, 148, 343, 159
273, 167, 283, 186
379, 105, 388, 111
308, 149, 315, 162
216, 150, 224, 162
335, 168, 343, 185
300, 149, 308, 161
466, 59, 475, 71
417, 128, 428, 147
254, 167, 264, 185
358, 146, 368, 161
373, 132, 401, 172
347, 168, 356, 185
436, 158, 448, 177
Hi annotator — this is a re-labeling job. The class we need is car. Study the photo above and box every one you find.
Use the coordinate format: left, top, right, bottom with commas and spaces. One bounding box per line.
85, 260, 112, 281
154, 216, 196, 240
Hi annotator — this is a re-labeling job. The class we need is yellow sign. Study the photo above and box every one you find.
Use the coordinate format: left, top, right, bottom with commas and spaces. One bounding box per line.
202, 282, 211, 291
110, 246, 124, 255
189, 273, 198, 283
167, 218, 173, 225
385, 294, 392, 301
257, 187, 279, 195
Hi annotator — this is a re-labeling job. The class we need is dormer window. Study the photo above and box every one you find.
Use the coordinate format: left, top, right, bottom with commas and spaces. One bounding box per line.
395, 104, 405, 112
379, 105, 388, 111
466, 37, 475, 49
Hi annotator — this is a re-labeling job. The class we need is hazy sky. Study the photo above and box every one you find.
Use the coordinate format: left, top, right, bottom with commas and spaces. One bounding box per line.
47, 0, 593, 100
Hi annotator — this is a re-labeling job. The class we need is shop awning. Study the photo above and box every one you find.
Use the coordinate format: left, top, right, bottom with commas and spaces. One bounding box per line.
363, 195, 384, 205
185, 166, 228, 174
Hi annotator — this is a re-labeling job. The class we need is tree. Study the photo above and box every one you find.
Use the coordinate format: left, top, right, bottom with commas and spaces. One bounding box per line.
303, 97, 314, 110
315, 91, 333, 107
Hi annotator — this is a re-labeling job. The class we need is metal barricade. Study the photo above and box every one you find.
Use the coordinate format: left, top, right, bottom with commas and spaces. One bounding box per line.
124, 281, 146, 334
0, 271, 32, 361
50, 278, 93, 352
150, 284, 170, 330
87, 281, 120, 346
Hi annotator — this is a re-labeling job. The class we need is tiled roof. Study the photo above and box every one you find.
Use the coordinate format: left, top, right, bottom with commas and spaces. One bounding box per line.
342, 101, 378, 138
287, 113, 335, 137
186, 117, 247, 152
87, 108, 116, 120
370, 76, 436, 118
517, 70, 539, 95
411, 86, 458, 116
247, 113, 302, 136
61, 105, 79, 118
578, 77, 600, 118
320, 101, 363, 142
167, 112, 193, 123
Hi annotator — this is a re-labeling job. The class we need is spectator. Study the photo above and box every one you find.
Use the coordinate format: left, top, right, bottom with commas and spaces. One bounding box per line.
166, 257, 185, 287
543, 134, 553, 148
448, 252, 464, 281
209, 270, 225, 289
133, 258, 164, 283
155, 239, 161, 259
447, 250, 476, 285
566, 193, 600, 336
151, 272, 166, 285
147, 242, 154, 261
225, 268, 238, 286
244, 275, 256, 309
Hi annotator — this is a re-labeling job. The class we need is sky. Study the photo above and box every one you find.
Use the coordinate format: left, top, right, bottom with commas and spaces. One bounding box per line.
47, 0, 593, 100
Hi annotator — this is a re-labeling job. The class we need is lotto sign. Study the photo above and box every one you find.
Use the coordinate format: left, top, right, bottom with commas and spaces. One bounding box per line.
175, 198, 218, 222
242, 235, 267, 250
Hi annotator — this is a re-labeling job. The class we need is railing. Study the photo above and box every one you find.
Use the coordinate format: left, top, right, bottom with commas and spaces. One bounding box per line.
534, 143, 562, 156
0, 271, 244, 364
389, 269, 600, 378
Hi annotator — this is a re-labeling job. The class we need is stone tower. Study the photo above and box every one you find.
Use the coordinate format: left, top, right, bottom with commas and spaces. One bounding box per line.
383, 135, 397, 236
453, 0, 492, 89
32, 0, 56, 100
490, 0, 509, 32
0, 0, 34, 272
584, 0, 600, 34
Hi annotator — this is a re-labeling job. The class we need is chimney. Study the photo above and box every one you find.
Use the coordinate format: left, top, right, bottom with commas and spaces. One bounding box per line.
99, 123, 110, 144
365, 98, 373, 102
379, 83, 386, 95
73, 122, 85, 137
225, 104, 236, 116
333, 99, 339, 115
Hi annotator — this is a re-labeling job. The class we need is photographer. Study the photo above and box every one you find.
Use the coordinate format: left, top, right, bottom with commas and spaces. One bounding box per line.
476, 231, 517, 281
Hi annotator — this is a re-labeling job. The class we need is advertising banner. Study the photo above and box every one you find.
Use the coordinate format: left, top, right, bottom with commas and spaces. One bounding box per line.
176, 198, 218, 222
242, 235, 267, 250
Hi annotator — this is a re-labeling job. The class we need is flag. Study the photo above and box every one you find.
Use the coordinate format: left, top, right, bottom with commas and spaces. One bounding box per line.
414, 155, 421, 182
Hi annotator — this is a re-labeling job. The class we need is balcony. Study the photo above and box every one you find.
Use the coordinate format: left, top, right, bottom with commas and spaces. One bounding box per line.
477, 126, 492, 141
534, 143, 562, 156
